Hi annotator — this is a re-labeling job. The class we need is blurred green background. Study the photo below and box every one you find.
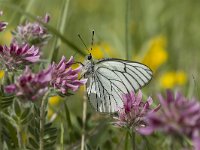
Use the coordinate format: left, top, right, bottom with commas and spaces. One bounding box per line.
1, 0, 199, 97
0, 0, 200, 149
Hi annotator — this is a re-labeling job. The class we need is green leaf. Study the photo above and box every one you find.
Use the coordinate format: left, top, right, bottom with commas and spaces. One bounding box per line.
33, 105, 40, 117
64, 102, 72, 129
44, 135, 57, 142
28, 122, 39, 140
2, 129, 16, 149
29, 137, 39, 149
14, 99, 21, 117
44, 141, 56, 149
28, 126, 35, 136
1, 117, 18, 147
0, 95, 14, 109
20, 107, 30, 120
44, 122, 53, 129
44, 127, 57, 136
26, 146, 35, 150
77, 116, 83, 128
21, 113, 33, 124
85, 144, 93, 150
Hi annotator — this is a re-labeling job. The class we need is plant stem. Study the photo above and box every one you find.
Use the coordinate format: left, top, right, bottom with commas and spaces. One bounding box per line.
168, 136, 175, 150
124, 131, 129, 150
39, 92, 49, 150
17, 126, 23, 149
60, 122, 64, 150
81, 88, 87, 150
0, 113, 2, 149
20, 0, 35, 23
131, 129, 136, 150
125, 0, 130, 59
50, 0, 70, 62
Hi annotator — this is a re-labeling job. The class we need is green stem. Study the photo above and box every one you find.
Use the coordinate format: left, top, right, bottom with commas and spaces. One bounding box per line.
131, 129, 136, 150
81, 89, 87, 150
50, 0, 70, 62
124, 130, 129, 150
39, 92, 49, 150
168, 137, 175, 150
125, 0, 130, 59
0, 113, 2, 149
17, 126, 23, 149
20, 0, 35, 23
60, 123, 64, 150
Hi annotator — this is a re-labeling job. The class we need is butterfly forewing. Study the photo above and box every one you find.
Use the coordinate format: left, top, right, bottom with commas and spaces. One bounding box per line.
86, 58, 153, 113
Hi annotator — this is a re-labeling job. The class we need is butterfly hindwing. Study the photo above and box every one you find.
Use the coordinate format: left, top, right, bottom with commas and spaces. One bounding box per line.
86, 58, 153, 113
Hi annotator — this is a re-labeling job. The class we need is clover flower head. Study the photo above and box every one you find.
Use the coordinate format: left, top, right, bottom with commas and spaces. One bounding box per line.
139, 90, 200, 140
193, 137, 200, 150
0, 11, 8, 32
50, 56, 87, 94
5, 66, 52, 101
0, 43, 40, 70
12, 14, 51, 47
115, 90, 160, 129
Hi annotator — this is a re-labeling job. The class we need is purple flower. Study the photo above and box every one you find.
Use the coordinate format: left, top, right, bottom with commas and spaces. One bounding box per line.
193, 137, 200, 150
114, 90, 160, 129
50, 56, 87, 94
5, 66, 52, 101
12, 14, 51, 47
0, 43, 40, 70
139, 90, 200, 140
0, 11, 8, 32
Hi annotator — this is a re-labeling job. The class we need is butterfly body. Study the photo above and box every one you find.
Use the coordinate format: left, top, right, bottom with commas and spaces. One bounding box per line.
82, 54, 153, 113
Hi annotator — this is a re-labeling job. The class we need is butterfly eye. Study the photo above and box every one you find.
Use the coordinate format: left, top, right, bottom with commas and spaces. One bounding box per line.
87, 54, 92, 60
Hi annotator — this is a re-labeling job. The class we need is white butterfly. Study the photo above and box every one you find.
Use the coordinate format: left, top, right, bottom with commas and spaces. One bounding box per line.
81, 53, 153, 113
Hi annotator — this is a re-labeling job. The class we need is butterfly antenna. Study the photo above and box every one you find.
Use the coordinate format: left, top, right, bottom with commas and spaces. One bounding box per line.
72, 51, 77, 57
91, 30, 95, 51
78, 34, 89, 53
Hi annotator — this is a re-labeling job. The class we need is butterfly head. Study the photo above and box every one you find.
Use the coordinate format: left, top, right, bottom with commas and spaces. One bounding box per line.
87, 53, 92, 60
81, 53, 94, 78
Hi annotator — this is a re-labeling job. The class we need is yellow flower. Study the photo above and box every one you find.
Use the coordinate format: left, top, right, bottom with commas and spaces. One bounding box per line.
78, 42, 117, 63
48, 96, 61, 118
0, 29, 12, 44
91, 42, 117, 59
49, 96, 60, 106
0, 70, 5, 79
47, 108, 54, 119
175, 71, 187, 86
160, 72, 176, 88
160, 71, 187, 88
136, 36, 168, 72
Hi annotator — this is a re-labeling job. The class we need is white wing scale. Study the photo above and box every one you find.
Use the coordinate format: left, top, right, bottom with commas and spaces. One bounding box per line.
86, 59, 153, 113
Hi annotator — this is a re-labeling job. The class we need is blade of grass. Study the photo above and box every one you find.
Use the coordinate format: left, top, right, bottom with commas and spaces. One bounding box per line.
0, 114, 2, 149
20, 0, 35, 23
64, 102, 72, 129
49, 0, 70, 62
124, 130, 129, 150
81, 87, 87, 150
60, 122, 64, 150
125, 0, 130, 59
1, 2, 86, 57
131, 129, 136, 150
